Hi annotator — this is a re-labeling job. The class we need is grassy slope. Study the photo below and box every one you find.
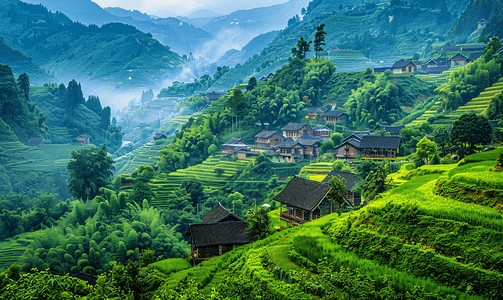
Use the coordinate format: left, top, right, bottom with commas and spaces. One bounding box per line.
159, 148, 503, 299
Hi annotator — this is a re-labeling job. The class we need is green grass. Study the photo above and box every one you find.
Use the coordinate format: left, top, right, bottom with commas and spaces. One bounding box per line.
150, 258, 191, 275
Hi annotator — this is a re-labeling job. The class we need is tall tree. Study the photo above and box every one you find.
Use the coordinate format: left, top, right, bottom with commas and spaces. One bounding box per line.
100, 106, 111, 130
65, 79, 85, 114
245, 206, 273, 240
17, 73, 29, 102
291, 37, 312, 59
247, 77, 257, 91
326, 175, 347, 215
314, 24, 327, 59
67, 145, 115, 201
362, 163, 387, 201
450, 112, 492, 148
415, 137, 437, 164
226, 88, 247, 137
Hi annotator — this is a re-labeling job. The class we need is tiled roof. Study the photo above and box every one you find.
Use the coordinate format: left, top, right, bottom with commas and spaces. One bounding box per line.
201, 203, 244, 223
306, 107, 328, 114
391, 60, 415, 69
420, 66, 450, 74
374, 124, 405, 135
468, 52, 483, 61
274, 176, 331, 211
325, 110, 346, 117
460, 44, 486, 51
441, 46, 461, 51
254, 130, 282, 139
449, 53, 468, 61
342, 133, 362, 143
322, 170, 359, 190
359, 136, 402, 149
334, 139, 360, 150
281, 123, 312, 131
298, 133, 318, 140
223, 138, 249, 146
186, 222, 253, 247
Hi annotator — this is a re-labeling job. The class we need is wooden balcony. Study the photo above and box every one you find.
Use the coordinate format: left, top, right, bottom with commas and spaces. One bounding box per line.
280, 211, 320, 225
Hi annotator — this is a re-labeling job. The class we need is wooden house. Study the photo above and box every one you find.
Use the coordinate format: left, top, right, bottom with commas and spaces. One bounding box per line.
372, 67, 391, 74
254, 131, 285, 149
477, 18, 489, 29
391, 60, 416, 74
333, 138, 360, 161
305, 107, 328, 119
449, 53, 468, 68
76, 134, 91, 145
153, 133, 167, 141
468, 52, 483, 62
222, 138, 249, 155
276, 135, 320, 163
27, 137, 45, 146
201, 203, 245, 223
359, 135, 401, 159
312, 125, 332, 139
274, 176, 332, 226
322, 171, 362, 207
186, 222, 253, 264
372, 124, 405, 136
281, 123, 313, 140
324, 110, 346, 125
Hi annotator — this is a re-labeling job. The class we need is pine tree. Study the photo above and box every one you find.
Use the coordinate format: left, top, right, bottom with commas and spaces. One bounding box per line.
314, 24, 327, 59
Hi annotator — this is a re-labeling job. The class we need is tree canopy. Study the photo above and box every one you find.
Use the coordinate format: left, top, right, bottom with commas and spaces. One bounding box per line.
450, 112, 492, 148
67, 145, 114, 201
292, 37, 312, 59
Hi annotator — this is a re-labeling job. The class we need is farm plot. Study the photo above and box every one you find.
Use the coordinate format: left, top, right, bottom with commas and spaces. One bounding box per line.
114, 139, 172, 176
143, 154, 253, 208
298, 162, 334, 180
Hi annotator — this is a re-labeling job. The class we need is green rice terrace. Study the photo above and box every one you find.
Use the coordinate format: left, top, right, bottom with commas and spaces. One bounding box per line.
121, 154, 254, 208
298, 162, 334, 182
0, 141, 93, 173
114, 139, 173, 176
157, 147, 503, 299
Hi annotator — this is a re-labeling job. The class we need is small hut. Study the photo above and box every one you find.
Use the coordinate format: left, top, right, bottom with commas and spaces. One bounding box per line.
76, 134, 91, 145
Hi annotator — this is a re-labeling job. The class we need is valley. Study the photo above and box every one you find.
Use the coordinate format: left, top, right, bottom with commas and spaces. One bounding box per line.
0, 0, 503, 298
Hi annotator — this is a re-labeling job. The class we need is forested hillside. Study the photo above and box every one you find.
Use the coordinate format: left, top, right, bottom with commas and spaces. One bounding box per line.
0, 0, 185, 88
207, 0, 472, 90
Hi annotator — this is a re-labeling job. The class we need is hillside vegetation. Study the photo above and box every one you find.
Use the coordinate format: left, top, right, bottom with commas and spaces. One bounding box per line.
0, 0, 184, 88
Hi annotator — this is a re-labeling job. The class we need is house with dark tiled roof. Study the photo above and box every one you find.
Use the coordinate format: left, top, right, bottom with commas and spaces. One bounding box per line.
441, 46, 461, 52
281, 123, 313, 140
322, 171, 362, 207
27, 137, 44, 146
276, 135, 321, 163
201, 203, 245, 223
324, 110, 346, 125
305, 107, 328, 119
153, 133, 167, 141
391, 60, 417, 74
373, 67, 391, 74
333, 138, 361, 161
467, 52, 483, 63
254, 130, 285, 149
449, 53, 468, 68
223, 138, 249, 155
477, 18, 489, 29
359, 135, 402, 159
312, 125, 332, 140
460, 44, 486, 51
186, 221, 253, 264
372, 124, 405, 136
274, 176, 333, 226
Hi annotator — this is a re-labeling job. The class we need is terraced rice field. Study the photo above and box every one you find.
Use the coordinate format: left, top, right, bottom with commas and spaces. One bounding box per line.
1, 141, 93, 173
124, 154, 253, 208
409, 100, 443, 125
298, 162, 334, 180
436, 77, 503, 124
114, 139, 172, 176
0, 232, 36, 271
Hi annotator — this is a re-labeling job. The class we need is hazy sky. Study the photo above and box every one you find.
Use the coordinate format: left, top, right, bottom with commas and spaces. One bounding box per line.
91, 0, 291, 16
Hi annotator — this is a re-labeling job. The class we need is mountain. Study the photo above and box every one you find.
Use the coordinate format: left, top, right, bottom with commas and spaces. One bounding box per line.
201, 0, 308, 60
207, 0, 473, 91
0, 37, 56, 85
0, 0, 185, 89
216, 30, 280, 67
104, 7, 152, 22
22, 0, 214, 55
184, 9, 221, 19
0, 64, 47, 143
449, 0, 503, 42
